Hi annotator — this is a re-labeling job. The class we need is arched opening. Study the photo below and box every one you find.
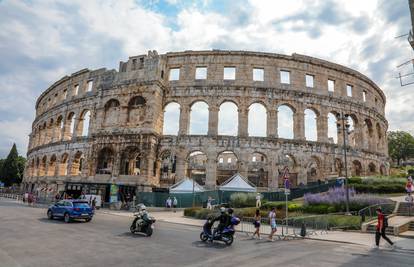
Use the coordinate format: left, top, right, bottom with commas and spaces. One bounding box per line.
217, 151, 238, 184
277, 105, 294, 139
46, 119, 54, 144
189, 101, 209, 135
247, 152, 268, 187
248, 103, 267, 137
64, 112, 75, 140
347, 116, 356, 147
160, 151, 176, 181
104, 99, 120, 126
76, 110, 91, 137
187, 151, 207, 185
334, 158, 343, 177
163, 102, 180, 135
41, 122, 47, 145
363, 119, 374, 150
127, 96, 146, 124
327, 112, 338, 144
56, 115, 63, 141
376, 123, 383, 151
279, 154, 298, 187
39, 156, 47, 176
47, 155, 57, 176
306, 156, 322, 183
35, 158, 40, 176
120, 146, 142, 175
71, 151, 84, 176
29, 159, 35, 177
218, 102, 238, 136
58, 153, 69, 176
352, 160, 363, 176
368, 162, 376, 175
304, 109, 317, 141
380, 164, 387, 176
96, 147, 114, 175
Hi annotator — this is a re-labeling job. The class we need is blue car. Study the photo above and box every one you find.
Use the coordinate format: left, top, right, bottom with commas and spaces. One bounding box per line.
47, 200, 94, 223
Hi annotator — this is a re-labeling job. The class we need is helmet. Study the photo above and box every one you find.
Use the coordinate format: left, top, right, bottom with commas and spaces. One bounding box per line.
220, 207, 226, 213
140, 204, 146, 210
227, 208, 234, 215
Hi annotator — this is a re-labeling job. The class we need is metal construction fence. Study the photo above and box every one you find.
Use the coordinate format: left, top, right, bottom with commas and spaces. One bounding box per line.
136, 180, 337, 208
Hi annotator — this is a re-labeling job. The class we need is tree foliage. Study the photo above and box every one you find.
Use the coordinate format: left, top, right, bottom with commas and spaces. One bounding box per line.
0, 144, 26, 186
388, 131, 414, 165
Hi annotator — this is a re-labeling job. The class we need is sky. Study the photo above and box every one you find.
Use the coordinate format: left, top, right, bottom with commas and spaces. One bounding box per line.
0, 0, 413, 157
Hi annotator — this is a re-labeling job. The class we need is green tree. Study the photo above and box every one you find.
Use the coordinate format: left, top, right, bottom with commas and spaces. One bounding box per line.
388, 131, 414, 166
0, 144, 26, 186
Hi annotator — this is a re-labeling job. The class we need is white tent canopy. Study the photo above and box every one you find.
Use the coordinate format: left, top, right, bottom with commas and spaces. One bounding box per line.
219, 173, 257, 192
169, 177, 204, 193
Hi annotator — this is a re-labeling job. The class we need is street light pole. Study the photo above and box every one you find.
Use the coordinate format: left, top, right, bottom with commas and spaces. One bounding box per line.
337, 111, 351, 215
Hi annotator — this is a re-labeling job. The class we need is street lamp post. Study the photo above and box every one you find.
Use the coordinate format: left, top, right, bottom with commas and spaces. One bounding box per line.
336, 111, 351, 215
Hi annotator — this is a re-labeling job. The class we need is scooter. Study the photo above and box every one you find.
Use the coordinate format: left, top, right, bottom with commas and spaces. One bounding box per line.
200, 216, 240, 246
130, 212, 156, 237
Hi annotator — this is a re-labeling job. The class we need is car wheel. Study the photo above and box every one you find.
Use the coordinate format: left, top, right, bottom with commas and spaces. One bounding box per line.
85, 218, 92, 222
47, 210, 53, 220
64, 213, 71, 223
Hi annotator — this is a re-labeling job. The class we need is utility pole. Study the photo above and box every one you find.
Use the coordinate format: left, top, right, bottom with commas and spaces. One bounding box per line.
336, 112, 351, 215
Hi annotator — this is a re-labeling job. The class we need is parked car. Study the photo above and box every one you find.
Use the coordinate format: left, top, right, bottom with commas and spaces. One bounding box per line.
47, 200, 94, 223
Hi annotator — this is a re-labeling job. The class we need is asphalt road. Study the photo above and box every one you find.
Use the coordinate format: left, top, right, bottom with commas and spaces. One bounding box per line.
1, 198, 414, 267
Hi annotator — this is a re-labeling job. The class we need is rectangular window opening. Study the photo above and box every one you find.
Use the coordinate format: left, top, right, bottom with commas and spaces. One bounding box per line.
169, 68, 180, 81
253, 68, 264, 81
87, 80, 93, 92
363, 91, 367, 102
306, 74, 314, 88
328, 79, 335, 92
195, 67, 207, 80
223, 67, 236, 80
346, 84, 353, 97
74, 85, 79, 96
280, 70, 290, 84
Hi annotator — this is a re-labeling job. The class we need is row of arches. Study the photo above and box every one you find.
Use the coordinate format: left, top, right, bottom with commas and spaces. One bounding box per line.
27, 151, 85, 178
162, 100, 387, 152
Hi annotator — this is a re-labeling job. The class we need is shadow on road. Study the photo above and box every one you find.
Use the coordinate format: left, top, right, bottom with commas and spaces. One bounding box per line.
118, 232, 149, 238
37, 218, 87, 224
191, 240, 232, 250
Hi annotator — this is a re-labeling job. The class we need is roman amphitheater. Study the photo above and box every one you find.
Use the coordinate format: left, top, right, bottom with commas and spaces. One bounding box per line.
23, 50, 389, 201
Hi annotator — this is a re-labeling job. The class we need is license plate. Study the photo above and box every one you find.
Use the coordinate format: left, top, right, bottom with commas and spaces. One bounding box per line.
82, 214, 88, 216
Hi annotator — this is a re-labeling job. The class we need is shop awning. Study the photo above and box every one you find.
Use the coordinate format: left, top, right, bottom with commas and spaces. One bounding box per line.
169, 177, 204, 194
219, 173, 257, 192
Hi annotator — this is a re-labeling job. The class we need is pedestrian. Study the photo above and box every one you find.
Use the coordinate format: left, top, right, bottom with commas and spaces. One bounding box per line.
172, 197, 178, 212
166, 197, 172, 209
92, 197, 96, 211
375, 208, 394, 249
268, 207, 277, 242
252, 209, 262, 240
55, 192, 61, 203
207, 196, 213, 210
27, 193, 32, 206
406, 176, 413, 194
256, 193, 262, 208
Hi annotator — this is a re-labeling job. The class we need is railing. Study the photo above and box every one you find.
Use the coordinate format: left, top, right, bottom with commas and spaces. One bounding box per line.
358, 202, 396, 223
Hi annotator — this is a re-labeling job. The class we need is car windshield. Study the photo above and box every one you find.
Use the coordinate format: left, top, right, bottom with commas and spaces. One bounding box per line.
73, 203, 90, 208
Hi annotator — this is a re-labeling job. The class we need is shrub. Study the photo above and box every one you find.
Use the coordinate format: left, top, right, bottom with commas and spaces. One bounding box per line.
229, 193, 262, 208
262, 201, 285, 210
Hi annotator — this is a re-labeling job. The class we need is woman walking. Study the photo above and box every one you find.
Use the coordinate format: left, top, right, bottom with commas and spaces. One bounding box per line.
252, 209, 262, 239
268, 207, 277, 242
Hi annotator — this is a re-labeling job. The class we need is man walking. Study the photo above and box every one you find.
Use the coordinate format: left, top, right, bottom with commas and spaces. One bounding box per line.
375, 208, 394, 249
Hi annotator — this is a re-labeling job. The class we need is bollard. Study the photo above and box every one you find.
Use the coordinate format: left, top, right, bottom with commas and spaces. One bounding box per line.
300, 223, 306, 237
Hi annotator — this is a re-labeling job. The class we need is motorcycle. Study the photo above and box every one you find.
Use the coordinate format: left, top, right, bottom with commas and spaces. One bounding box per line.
200, 216, 240, 246
130, 211, 156, 237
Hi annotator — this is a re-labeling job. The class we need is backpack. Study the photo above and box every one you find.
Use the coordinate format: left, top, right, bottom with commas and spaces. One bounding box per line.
383, 216, 388, 228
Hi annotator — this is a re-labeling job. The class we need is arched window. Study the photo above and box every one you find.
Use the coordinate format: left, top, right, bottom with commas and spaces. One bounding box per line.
304, 109, 317, 141
327, 112, 338, 143
218, 102, 238, 136
104, 99, 120, 126
77, 110, 91, 137
248, 103, 267, 137
163, 102, 180, 135
128, 96, 147, 124
277, 105, 294, 139
189, 101, 209, 135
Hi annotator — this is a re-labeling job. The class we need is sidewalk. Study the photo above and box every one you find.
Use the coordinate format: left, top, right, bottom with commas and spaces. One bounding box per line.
97, 209, 414, 250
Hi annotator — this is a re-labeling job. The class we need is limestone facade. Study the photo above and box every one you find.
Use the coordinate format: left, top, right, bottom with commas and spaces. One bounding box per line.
23, 50, 390, 194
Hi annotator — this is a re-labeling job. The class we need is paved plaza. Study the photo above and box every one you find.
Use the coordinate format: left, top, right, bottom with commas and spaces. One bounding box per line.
1, 198, 414, 267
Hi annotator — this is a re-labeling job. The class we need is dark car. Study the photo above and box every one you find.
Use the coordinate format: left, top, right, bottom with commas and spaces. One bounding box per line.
47, 200, 94, 223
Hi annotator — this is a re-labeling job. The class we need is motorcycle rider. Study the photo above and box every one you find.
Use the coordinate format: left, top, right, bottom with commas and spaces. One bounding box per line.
211, 207, 232, 239
134, 204, 150, 230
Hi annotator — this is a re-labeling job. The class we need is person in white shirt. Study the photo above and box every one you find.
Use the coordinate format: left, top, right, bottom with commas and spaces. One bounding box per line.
268, 207, 277, 241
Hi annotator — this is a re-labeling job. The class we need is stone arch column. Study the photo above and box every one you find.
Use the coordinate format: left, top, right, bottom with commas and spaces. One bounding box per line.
238, 150, 249, 178
179, 105, 190, 136
267, 109, 278, 138
293, 108, 305, 140
238, 104, 248, 138
317, 110, 328, 143
208, 105, 219, 136
205, 150, 217, 189
175, 149, 187, 181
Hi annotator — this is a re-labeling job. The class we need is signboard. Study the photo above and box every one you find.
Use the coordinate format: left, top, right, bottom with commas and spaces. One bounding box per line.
110, 184, 119, 203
